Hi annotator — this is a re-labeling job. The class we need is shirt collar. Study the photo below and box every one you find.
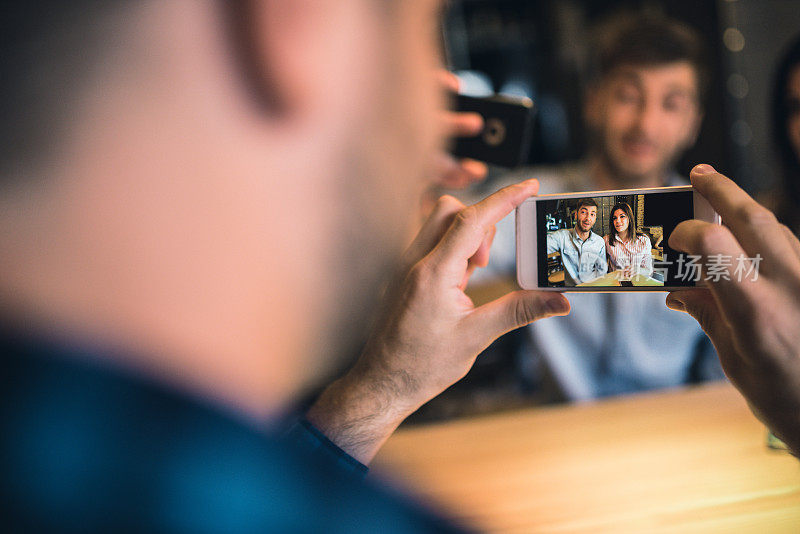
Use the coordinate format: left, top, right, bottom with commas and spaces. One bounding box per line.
572, 228, 597, 243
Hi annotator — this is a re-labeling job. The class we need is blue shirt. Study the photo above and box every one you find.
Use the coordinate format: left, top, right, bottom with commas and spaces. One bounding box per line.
546, 228, 607, 285
0, 331, 470, 533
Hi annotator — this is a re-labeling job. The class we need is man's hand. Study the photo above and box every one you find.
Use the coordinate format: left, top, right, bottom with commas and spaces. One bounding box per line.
306, 180, 570, 464
666, 164, 800, 455
434, 71, 488, 188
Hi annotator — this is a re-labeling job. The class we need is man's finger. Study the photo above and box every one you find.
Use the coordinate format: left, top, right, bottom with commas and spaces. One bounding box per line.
469, 226, 496, 270
783, 224, 800, 261
690, 164, 799, 275
443, 111, 484, 138
459, 264, 476, 291
459, 158, 488, 183
458, 226, 497, 290
669, 220, 761, 323
668, 219, 746, 265
666, 289, 744, 374
438, 70, 460, 93
668, 219, 761, 315
428, 180, 539, 274
404, 194, 464, 267
434, 153, 487, 188
466, 290, 570, 342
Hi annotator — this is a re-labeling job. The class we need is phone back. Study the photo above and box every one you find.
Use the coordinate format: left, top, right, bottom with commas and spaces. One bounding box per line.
450, 94, 534, 168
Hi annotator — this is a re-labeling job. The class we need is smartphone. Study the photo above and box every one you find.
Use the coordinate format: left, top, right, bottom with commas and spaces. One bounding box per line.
450, 94, 535, 168
516, 185, 721, 291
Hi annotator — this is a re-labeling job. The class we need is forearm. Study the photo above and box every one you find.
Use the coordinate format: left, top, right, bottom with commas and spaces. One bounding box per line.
305, 360, 420, 465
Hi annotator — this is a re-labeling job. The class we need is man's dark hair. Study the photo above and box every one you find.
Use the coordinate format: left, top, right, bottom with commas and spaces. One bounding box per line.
589, 13, 710, 104
0, 2, 134, 180
575, 198, 598, 212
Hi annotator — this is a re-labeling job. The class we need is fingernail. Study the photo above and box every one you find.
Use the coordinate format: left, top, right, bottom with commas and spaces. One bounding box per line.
546, 296, 569, 314
692, 164, 716, 175
666, 295, 685, 312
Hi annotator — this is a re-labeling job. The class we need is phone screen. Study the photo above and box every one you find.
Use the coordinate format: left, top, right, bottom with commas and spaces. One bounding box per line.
535, 190, 695, 289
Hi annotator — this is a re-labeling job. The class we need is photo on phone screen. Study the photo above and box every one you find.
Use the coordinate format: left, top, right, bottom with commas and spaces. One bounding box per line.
536, 189, 695, 289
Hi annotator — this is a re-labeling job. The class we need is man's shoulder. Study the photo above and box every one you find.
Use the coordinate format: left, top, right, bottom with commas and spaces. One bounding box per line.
1, 337, 466, 533
549, 228, 572, 241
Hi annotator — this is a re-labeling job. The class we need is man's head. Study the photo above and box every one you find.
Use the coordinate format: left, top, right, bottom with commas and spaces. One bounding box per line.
574, 198, 597, 234
584, 14, 707, 186
0, 0, 446, 416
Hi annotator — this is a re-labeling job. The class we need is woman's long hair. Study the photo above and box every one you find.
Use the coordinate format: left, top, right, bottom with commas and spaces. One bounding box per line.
607, 202, 643, 244
771, 34, 800, 230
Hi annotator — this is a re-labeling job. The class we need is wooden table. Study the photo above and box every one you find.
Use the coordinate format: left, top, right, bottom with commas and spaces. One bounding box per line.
373, 383, 800, 533
577, 271, 663, 287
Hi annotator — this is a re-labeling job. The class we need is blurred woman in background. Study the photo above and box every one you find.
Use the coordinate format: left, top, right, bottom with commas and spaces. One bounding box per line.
770, 35, 800, 234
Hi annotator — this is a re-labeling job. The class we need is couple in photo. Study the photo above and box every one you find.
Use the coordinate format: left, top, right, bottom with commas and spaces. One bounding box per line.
546, 198, 654, 286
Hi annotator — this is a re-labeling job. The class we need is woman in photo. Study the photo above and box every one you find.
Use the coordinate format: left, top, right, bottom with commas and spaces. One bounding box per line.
604, 202, 653, 277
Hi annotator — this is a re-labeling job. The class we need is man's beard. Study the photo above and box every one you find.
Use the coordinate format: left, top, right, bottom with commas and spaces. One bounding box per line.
299, 137, 419, 398
592, 128, 678, 187
294, 36, 437, 399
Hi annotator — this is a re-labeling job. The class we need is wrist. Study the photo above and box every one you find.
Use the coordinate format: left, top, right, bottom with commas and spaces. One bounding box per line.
304, 358, 419, 465
337, 357, 422, 423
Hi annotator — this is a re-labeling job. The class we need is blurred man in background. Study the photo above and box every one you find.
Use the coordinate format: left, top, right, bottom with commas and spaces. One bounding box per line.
473, 13, 724, 402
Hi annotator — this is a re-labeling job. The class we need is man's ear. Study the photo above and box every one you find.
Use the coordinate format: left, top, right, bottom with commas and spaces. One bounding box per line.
225, 0, 319, 118
227, 0, 375, 126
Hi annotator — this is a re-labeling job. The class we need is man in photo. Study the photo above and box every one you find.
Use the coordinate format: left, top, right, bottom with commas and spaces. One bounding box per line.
546, 198, 608, 285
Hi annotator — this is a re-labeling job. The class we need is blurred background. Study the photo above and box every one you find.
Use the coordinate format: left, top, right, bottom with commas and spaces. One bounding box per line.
443, 0, 798, 196
405, 0, 800, 424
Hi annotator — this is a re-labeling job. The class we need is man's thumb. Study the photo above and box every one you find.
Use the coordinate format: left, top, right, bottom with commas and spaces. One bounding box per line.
666, 289, 738, 364
469, 290, 570, 342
